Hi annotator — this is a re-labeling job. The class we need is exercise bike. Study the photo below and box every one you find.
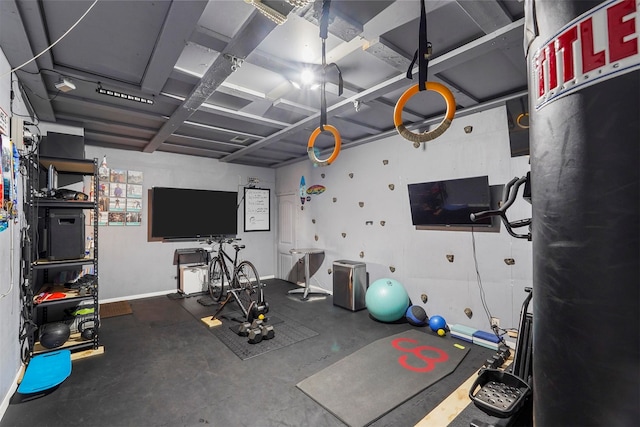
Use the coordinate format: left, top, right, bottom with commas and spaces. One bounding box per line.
468, 173, 533, 426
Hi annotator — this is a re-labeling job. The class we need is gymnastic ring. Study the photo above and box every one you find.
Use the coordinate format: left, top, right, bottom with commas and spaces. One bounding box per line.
516, 112, 530, 129
307, 125, 341, 167
393, 82, 456, 146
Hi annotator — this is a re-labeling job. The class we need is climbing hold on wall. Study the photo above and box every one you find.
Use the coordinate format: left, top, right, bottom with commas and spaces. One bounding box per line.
464, 307, 473, 319
349, 173, 354, 179
504, 258, 515, 265
359, 202, 364, 207
341, 232, 346, 238
388, 184, 395, 190
328, 268, 332, 274
314, 235, 319, 241
333, 197, 337, 203
359, 251, 364, 258
383, 159, 389, 165
380, 221, 386, 226
446, 254, 454, 263
321, 173, 325, 178
312, 219, 316, 224
389, 266, 396, 273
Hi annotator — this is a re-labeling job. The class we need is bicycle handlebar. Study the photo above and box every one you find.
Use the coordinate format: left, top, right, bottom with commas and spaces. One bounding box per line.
200, 236, 242, 245
470, 174, 531, 241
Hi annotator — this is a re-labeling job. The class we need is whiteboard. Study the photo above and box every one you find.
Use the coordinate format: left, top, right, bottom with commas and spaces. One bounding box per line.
244, 188, 270, 232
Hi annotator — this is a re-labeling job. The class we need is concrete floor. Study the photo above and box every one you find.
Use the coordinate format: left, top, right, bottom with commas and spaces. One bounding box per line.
2, 279, 520, 427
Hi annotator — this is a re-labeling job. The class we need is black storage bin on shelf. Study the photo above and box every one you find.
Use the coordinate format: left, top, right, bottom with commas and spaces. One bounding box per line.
47, 209, 85, 260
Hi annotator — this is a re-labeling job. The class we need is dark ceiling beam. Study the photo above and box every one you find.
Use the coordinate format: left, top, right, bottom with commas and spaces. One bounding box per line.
455, 0, 513, 34
179, 119, 264, 140
169, 133, 246, 150
84, 130, 149, 148
0, 0, 55, 121
141, 0, 209, 94
143, 6, 294, 154
159, 143, 228, 158
54, 113, 158, 137
51, 91, 164, 123
221, 17, 524, 163
332, 116, 384, 135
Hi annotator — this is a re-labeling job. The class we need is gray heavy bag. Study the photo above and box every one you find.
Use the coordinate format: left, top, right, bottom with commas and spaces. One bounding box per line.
525, 0, 639, 425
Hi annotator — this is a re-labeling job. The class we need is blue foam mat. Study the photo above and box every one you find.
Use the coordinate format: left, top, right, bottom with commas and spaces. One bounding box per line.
18, 349, 72, 394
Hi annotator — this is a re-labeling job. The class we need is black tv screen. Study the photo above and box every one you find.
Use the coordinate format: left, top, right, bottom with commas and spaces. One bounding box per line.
407, 176, 492, 227
151, 187, 238, 239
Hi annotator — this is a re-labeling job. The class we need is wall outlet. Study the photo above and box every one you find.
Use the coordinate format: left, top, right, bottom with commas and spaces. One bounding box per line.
491, 317, 500, 328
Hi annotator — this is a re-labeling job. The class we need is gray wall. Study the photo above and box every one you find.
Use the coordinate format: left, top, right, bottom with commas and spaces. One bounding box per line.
275, 105, 532, 332
83, 147, 276, 301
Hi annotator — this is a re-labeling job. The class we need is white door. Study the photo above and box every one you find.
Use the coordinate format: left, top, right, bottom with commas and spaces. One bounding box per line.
277, 193, 296, 281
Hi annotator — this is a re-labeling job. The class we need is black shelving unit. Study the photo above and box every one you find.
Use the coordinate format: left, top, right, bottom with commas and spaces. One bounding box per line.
21, 154, 100, 359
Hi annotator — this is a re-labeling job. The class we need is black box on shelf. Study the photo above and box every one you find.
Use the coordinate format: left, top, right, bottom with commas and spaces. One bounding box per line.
39, 132, 85, 160
47, 209, 85, 260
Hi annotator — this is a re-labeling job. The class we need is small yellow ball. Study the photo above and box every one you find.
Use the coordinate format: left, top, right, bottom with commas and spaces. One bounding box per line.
437, 329, 446, 336
258, 314, 265, 320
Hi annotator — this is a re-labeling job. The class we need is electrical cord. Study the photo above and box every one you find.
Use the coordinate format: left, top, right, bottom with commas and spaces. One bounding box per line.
471, 227, 507, 344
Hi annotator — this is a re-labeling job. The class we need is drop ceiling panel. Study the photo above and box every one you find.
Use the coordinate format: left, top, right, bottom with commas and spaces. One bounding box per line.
43, 1, 170, 84
439, 51, 526, 100
197, 0, 255, 39
382, 2, 485, 60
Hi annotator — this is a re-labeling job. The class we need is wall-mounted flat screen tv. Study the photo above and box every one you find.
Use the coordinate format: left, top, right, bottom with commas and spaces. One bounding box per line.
407, 176, 492, 227
150, 187, 238, 239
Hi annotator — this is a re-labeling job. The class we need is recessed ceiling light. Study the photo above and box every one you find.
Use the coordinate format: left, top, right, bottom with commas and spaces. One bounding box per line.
230, 136, 250, 143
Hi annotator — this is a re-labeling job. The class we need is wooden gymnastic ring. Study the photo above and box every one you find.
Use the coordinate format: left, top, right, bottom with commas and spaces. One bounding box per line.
393, 82, 456, 145
307, 125, 341, 166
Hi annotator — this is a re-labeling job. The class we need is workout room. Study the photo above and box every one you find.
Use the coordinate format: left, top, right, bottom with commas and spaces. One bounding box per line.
0, 1, 638, 426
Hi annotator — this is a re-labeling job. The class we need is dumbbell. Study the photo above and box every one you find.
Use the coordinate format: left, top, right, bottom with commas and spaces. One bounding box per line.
236, 322, 252, 337
247, 328, 263, 344
260, 324, 275, 340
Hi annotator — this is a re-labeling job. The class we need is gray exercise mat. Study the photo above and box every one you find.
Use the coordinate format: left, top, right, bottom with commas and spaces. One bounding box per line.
297, 329, 469, 427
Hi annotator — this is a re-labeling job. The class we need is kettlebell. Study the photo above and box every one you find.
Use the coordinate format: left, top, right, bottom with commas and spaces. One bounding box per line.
78, 319, 99, 340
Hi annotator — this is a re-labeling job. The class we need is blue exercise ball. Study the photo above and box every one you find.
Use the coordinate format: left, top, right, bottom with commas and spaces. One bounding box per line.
406, 305, 428, 326
429, 315, 447, 334
365, 278, 410, 322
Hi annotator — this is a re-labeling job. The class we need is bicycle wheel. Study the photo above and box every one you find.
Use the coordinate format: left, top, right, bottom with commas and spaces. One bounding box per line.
208, 257, 226, 302
231, 261, 263, 320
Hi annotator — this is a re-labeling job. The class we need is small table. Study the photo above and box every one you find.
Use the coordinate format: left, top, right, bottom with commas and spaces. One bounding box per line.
288, 248, 330, 300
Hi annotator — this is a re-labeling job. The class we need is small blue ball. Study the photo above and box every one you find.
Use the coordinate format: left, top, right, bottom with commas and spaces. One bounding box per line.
429, 315, 446, 332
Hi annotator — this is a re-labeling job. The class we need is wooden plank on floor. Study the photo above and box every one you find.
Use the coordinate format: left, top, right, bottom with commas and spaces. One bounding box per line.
415, 369, 480, 426
415, 359, 512, 426
71, 346, 105, 361
201, 316, 222, 328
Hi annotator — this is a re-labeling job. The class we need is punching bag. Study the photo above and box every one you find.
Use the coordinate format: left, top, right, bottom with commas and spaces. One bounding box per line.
525, 0, 639, 425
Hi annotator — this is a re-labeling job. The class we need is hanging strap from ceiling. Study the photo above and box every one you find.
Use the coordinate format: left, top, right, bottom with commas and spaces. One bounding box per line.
406, 0, 431, 90
319, 0, 343, 131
